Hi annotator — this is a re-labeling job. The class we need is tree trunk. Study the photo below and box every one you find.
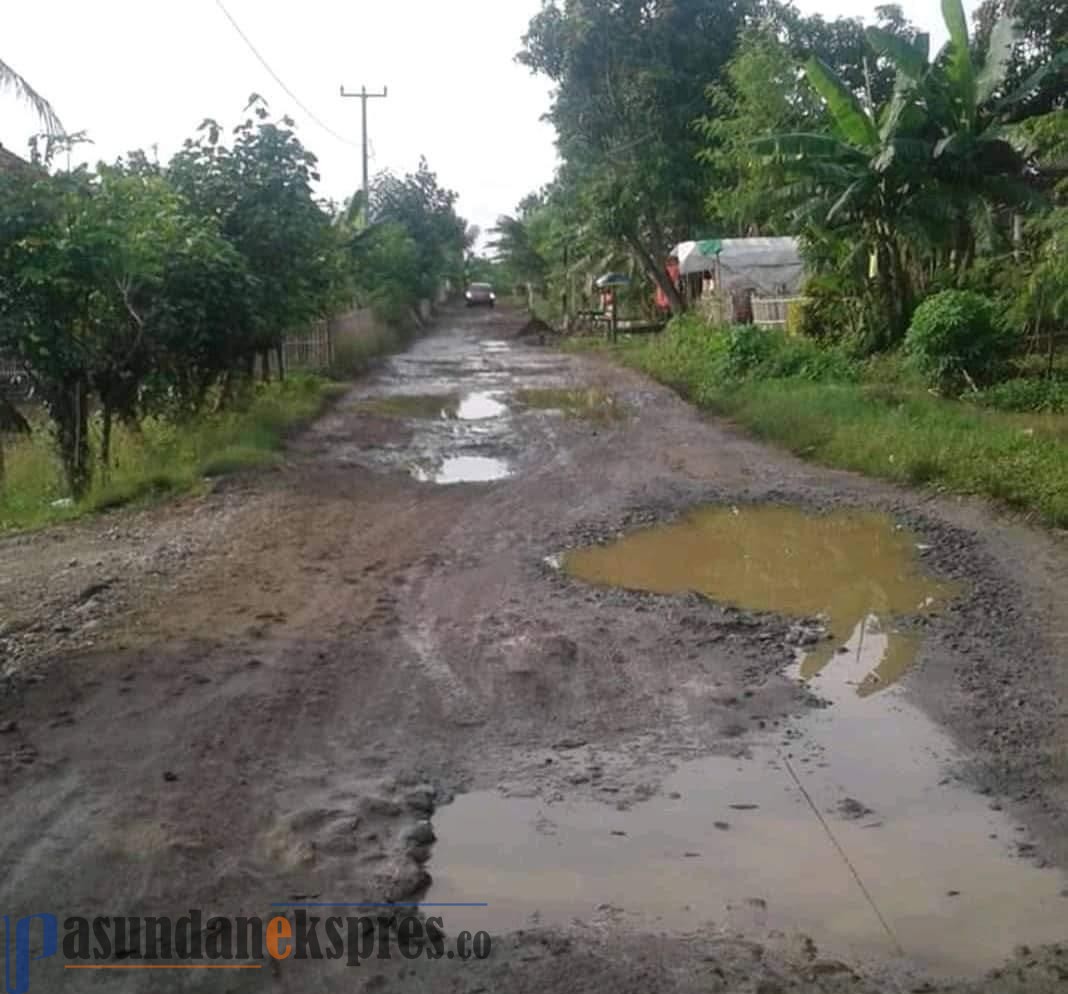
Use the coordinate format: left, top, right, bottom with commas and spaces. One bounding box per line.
275, 343, 286, 382
624, 233, 685, 316
260, 350, 271, 384
217, 369, 235, 413
52, 377, 92, 500
101, 403, 113, 484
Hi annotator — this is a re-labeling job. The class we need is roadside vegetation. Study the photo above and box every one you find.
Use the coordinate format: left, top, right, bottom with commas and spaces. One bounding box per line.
0, 78, 472, 533
498, 0, 1067, 526
577, 319, 1068, 525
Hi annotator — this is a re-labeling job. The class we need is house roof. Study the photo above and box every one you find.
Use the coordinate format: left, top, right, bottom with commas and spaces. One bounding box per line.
0, 144, 31, 174
674, 237, 805, 295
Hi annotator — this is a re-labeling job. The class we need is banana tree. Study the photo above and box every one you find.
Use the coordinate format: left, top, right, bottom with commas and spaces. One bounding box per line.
753, 43, 935, 343
866, 0, 1066, 271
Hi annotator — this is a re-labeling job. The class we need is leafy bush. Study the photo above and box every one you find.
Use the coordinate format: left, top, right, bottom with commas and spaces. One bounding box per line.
721, 325, 776, 378
626, 316, 856, 392
795, 275, 864, 342
759, 334, 858, 382
975, 377, 1068, 414
904, 290, 1014, 393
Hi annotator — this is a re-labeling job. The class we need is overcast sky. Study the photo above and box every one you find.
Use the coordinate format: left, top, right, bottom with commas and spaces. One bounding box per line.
3, 0, 979, 243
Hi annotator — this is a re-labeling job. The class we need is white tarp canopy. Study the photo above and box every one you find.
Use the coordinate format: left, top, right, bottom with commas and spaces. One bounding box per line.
675, 237, 804, 295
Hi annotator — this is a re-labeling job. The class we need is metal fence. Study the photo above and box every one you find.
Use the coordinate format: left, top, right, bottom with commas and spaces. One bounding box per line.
278, 305, 395, 375
283, 318, 334, 372
0, 354, 23, 382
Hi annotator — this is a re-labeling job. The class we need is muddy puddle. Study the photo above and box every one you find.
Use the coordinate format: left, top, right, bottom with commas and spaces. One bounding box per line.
427, 506, 1068, 975
515, 387, 624, 422
429, 744, 1068, 976
413, 455, 512, 485
564, 505, 956, 694
356, 391, 507, 422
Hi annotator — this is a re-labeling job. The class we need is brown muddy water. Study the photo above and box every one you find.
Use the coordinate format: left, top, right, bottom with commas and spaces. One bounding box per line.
428, 506, 1068, 977
565, 505, 956, 694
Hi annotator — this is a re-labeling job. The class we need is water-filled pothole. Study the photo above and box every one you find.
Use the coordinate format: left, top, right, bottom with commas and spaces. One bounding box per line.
514, 387, 625, 422
356, 391, 507, 422
456, 392, 507, 421
564, 505, 956, 694
423, 505, 1067, 975
413, 456, 511, 485
429, 748, 1067, 975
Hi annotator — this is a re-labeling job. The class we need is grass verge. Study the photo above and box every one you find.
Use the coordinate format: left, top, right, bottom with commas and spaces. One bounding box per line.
0, 375, 343, 534
571, 327, 1068, 527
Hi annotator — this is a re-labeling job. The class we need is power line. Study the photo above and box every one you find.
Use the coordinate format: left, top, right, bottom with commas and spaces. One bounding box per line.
213, 0, 361, 150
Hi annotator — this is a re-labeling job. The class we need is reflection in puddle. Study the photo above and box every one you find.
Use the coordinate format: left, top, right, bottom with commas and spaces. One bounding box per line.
456, 392, 508, 421
356, 394, 459, 419
430, 746, 1067, 975
413, 456, 511, 485
357, 391, 508, 422
515, 387, 624, 422
564, 505, 956, 694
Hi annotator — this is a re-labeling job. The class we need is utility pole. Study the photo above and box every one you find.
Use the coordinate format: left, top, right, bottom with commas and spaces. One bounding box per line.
340, 84, 388, 226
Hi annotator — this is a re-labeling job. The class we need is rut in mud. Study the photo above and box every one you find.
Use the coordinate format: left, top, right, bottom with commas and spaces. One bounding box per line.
2, 307, 1068, 993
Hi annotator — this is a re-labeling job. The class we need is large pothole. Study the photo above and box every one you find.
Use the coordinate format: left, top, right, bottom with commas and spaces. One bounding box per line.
424, 505, 1068, 978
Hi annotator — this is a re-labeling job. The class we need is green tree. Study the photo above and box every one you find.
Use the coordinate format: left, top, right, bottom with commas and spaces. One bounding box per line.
0, 168, 98, 494
370, 158, 469, 302
699, 30, 821, 235
519, 0, 760, 314
973, 0, 1068, 118
350, 222, 422, 324
169, 98, 339, 379
489, 214, 549, 310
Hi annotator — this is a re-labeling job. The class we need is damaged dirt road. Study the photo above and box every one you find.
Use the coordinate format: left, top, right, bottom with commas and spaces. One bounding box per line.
3, 306, 1068, 992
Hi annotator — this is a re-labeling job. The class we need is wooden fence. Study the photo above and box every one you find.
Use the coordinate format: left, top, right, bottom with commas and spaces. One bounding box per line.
752, 296, 807, 331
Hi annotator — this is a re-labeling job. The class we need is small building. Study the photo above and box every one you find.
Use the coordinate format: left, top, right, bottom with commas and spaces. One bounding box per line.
673, 237, 805, 326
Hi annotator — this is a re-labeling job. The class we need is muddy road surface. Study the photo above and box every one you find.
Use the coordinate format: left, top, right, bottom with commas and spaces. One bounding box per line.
3, 307, 1068, 993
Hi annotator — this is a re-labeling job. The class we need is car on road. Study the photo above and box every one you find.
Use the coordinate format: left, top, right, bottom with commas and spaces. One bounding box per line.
465, 283, 496, 308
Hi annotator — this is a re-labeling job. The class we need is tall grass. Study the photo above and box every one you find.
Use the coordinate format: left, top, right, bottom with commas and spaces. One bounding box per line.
576, 321, 1068, 527
0, 375, 342, 533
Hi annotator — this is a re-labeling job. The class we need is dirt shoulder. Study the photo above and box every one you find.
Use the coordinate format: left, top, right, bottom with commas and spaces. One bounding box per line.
2, 308, 1068, 992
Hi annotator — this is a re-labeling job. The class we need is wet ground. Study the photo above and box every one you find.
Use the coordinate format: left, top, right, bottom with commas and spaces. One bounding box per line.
3, 307, 1068, 993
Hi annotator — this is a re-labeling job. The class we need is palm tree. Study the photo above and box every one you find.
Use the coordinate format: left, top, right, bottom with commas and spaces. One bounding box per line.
489, 215, 549, 311
0, 58, 64, 136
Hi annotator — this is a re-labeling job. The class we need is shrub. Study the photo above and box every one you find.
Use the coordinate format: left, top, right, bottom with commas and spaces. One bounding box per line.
975, 377, 1068, 414
759, 334, 858, 382
721, 325, 776, 378
904, 290, 1014, 394
795, 275, 865, 342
